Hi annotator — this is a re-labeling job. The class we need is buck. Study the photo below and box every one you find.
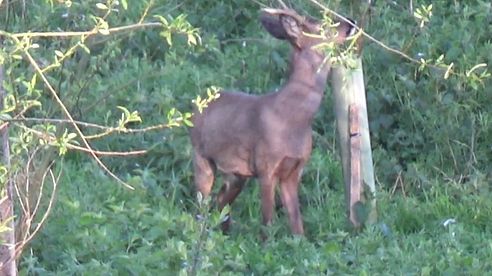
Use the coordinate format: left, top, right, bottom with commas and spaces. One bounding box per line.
190, 8, 355, 235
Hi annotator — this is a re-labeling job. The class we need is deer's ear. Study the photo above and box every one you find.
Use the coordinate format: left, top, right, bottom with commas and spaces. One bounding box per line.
279, 15, 302, 40
260, 13, 290, 40
261, 12, 302, 48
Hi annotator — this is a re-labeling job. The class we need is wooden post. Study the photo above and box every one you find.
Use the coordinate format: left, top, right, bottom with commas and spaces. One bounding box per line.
349, 104, 361, 227
331, 58, 377, 227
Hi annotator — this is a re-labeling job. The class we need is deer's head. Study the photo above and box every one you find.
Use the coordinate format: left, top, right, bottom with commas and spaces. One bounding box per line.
260, 8, 355, 76
260, 8, 355, 50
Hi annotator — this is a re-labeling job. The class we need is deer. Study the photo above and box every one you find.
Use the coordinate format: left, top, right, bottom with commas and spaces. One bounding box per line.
189, 7, 355, 236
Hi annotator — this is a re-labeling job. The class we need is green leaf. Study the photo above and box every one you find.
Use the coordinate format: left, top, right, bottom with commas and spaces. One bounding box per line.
163, 31, 172, 46
121, 0, 128, 10
466, 63, 487, 77
117, 106, 130, 115
55, 50, 64, 58
96, 3, 108, 10
30, 74, 37, 89
188, 34, 197, 46
444, 63, 453, 79
154, 15, 169, 26
67, 133, 78, 140
78, 42, 91, 54
98, 28, 110, 35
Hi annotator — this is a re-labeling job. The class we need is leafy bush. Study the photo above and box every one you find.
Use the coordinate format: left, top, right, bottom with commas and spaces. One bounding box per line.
20, 161, 492, 274
365, 0, 491, 190
0, 0, 490, 274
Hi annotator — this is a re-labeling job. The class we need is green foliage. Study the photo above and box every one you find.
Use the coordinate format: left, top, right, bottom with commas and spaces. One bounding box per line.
19, 161, 492, 274
155, 14, 201, 47
364, 0, 492, 191
0, 0, 490, 274
192, 86, 221, 114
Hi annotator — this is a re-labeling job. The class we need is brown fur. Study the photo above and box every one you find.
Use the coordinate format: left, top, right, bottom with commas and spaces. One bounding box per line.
190, 8, 354, 235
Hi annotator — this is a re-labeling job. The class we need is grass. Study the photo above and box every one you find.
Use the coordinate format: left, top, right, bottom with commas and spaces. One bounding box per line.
19, 153, 492, 275
5, 0, 491, 274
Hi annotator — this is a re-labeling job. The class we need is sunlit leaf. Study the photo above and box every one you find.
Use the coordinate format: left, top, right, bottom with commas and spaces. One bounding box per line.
96, 3, 108, 10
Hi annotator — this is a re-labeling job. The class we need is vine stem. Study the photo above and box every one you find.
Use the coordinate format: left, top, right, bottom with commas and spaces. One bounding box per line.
4, 22, 162, 39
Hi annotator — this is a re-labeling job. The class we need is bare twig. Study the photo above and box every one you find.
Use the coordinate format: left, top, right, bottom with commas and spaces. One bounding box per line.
0, 103, 42, 131
67, 144, 147, 156
1, 117, 172, 134
308, 0, 470, 79
139, 0, 154, 24
15, 124, 147, 156
14, 164, 60, 260
1, 117, 111, 131
13, 148, 41, 218
309, 0, 420, 64
20, 47, 134, 190
220, 37, 267, 45
390, 170, 406, 197
2, 22, 162, 39
29, 162, 54, 239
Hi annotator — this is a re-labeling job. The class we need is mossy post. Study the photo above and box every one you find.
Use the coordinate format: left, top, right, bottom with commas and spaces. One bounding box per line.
331, 58, 377, 228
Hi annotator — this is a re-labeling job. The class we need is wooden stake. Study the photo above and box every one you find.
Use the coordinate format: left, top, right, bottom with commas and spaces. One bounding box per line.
349, 104, 361, 228
331, 58, 377, 228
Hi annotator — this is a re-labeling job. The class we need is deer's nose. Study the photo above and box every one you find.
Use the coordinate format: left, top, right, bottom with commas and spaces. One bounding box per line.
346, 18, 357, 37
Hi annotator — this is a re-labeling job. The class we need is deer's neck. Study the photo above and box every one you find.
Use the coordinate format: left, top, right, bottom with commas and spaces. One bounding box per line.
273, 50, 329, 121
287, 49, 329, 93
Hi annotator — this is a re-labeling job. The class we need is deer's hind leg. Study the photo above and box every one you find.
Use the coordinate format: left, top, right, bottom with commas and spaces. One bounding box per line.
217, 174, 246, 232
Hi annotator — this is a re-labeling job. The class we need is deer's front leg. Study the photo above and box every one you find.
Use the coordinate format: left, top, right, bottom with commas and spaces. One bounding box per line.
259, 174, 276, 237
278, 157, 305, 235
280, 173, 304, 235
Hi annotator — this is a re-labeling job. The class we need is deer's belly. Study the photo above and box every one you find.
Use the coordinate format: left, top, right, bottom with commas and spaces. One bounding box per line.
210, 146, 255, 177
